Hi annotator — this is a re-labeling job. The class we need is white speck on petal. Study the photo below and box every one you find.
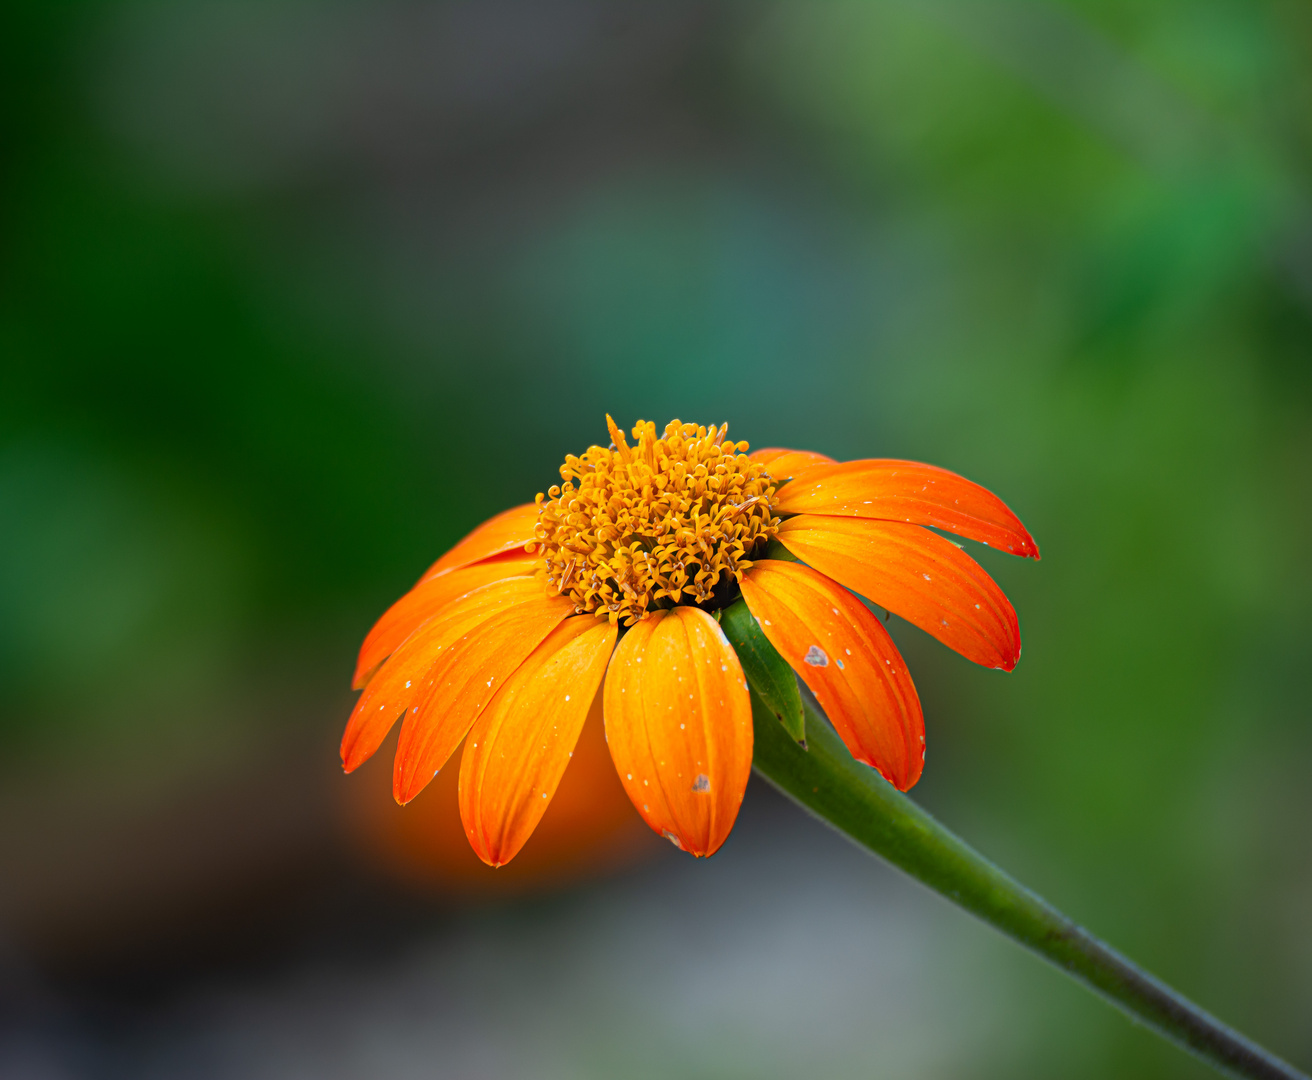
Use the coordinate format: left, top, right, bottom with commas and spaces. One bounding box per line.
804, 645, 829, 667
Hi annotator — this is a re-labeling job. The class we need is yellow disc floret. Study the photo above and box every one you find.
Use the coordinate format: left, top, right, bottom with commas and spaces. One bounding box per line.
533, 417, 780, 626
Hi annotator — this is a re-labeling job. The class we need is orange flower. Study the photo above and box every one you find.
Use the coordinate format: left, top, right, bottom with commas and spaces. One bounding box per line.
341, 417, 1037, 866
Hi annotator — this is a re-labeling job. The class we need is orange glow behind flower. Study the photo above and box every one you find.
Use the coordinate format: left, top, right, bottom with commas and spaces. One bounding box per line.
340, 693, 656, 892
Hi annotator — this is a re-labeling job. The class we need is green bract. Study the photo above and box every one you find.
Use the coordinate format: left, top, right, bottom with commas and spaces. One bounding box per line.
721, 597, 805, 746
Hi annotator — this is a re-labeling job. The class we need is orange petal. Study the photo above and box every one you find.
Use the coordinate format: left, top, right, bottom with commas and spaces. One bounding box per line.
773, 460, 1039, 559
748, 447, 836, 483
459, 617, 618, 867
739, 560, 924, 790
353, 552, 539, 689
392, 593, 575, 804
777, 516, 1021, 671
602, 607, 753, 857
418, 503, 540, 583
340, 576, 546, 773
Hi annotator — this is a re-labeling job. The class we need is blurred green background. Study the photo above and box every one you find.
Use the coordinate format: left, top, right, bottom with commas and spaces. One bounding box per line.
2, 1, 1310, 1077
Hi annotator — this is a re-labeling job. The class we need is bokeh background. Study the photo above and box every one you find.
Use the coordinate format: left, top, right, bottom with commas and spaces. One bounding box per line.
3, 2, 1311, 1077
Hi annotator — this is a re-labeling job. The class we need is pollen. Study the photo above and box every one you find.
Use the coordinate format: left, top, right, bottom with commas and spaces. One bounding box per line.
532, 417, 779, 625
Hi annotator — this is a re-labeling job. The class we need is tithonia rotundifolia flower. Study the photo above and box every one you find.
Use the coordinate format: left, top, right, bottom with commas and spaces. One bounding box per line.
341, 417, 1037, 865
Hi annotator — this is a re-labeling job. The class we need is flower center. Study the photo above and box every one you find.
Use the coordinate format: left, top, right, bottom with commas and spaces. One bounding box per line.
533, 416, 780, 625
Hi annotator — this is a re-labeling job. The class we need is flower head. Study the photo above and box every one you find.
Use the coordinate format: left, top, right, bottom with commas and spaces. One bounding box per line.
342, 417, 1037, 866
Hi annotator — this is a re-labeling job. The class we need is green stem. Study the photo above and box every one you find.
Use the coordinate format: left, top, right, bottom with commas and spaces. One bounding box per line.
749, 694, 1308, 1080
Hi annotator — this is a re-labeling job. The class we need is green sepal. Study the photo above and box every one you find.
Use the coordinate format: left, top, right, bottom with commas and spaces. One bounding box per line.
761, 538, 800, 562
721, 597, 806, 746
